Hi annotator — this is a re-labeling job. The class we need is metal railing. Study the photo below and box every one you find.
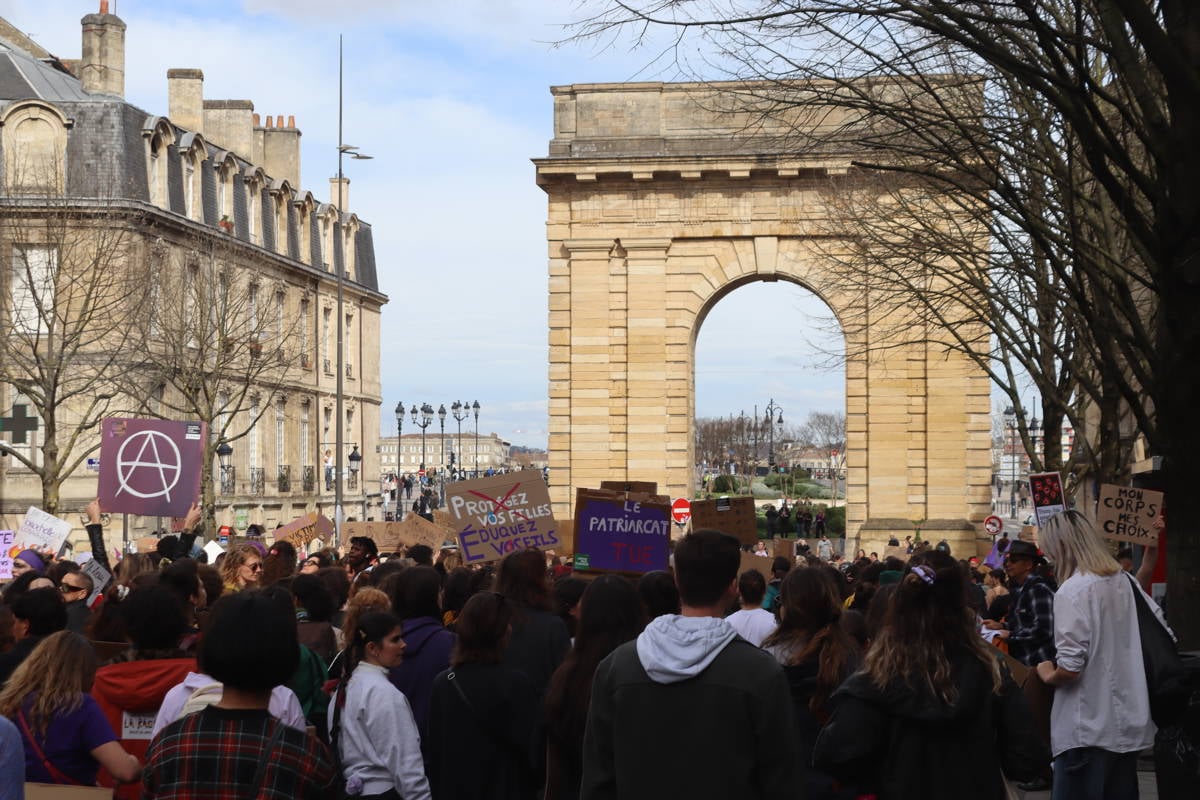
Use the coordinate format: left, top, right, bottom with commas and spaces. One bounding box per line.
219, 466, 236, 495
249, 467, 265, 495
277, 465, 291, 493
302, 465, 316, 493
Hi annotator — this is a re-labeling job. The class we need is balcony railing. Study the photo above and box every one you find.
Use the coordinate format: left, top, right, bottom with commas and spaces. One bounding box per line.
345, 363, 354, 379
301, 465, 316, 492
219, 466, 236, 495
347, 472, 358, 491
323, 357, 333, 375
249, 467, 265, 495
277, 465, 291, 493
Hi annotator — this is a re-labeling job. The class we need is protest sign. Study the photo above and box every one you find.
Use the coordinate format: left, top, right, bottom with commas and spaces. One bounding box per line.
1028, 472, 1066, 527
773, 538, 795, 561
98, 418, 205, 517
600, 480, 658, 496
0, 530, 14, 579
1097, 484, 1163, 544
389, 514, 455, 551
690, 496, 758, 545
15, 507, 73, 554
80, 558, 112, 606
740, 552, 771, 584
573, 489, 670, 574
445, 470, 560, 564
203, 540, 226, 563
274, 513, 335, 549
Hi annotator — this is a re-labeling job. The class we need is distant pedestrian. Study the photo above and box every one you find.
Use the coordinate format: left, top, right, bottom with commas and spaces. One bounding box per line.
726, 570, 777, 647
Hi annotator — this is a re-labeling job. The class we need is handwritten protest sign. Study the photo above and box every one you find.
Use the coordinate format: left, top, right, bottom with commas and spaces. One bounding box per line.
274, 513, 335, 549
1028, 472, 1066, 527
341, 517, 451, 553
573, 489, 670, 574
446, 470, 560, 564
0, 530, 14, 579
690, 496, 758, 545
80, 558, 112, 606
740, 552, 771, 584
15, 507, 73, 554
98, 418, 205, 517
1097, 484, 1163, 544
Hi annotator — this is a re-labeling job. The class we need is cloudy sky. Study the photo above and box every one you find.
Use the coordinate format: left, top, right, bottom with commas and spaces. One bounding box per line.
2, 0, 847, 447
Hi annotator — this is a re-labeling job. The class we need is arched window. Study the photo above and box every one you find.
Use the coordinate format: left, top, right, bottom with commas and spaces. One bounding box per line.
144, 119, 174, 208
1, 102, 69, 194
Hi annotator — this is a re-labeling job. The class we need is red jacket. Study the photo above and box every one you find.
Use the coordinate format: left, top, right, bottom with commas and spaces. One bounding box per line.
92, 656, 197, 799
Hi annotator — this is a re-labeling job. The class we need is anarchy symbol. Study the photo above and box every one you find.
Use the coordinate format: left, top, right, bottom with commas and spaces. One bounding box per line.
114, 430, 182, 501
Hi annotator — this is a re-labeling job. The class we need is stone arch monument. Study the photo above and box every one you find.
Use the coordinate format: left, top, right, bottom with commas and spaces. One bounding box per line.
535, 81, 993, 553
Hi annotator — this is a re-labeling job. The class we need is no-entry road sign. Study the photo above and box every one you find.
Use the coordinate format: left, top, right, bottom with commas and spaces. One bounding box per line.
671, 497, 692, 526
984, 515, 1004, 535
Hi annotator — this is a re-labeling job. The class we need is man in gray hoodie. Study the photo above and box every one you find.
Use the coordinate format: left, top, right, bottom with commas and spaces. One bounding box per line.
581, 529, 801, 800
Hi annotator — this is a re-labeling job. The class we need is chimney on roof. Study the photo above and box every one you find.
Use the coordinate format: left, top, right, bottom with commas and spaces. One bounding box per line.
203, 99, 255, 160
167, 69, 204, 133
253, 113, 302, 188
80, 1, 126, 97
330, 177, 350, 212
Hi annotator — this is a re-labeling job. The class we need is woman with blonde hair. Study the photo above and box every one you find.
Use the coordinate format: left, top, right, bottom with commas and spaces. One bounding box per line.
219, 544, 264, 593
0, 631, 141, 785
1035, 509, 1166, 800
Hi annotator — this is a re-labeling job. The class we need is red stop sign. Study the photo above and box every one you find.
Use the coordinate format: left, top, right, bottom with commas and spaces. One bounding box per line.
671, 498, 692, 525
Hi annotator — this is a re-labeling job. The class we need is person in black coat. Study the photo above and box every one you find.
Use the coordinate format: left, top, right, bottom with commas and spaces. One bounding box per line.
427, 592, 539, 800
813, 551, 1048, 799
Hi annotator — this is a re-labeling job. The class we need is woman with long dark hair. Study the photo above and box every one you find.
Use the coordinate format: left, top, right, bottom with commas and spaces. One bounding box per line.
329, 610, 431, 800
427, 592, 540, 800
494, 549, 570, 698
813, 552, 1048, 799
544, 575, 645, 800
761, 567, 859, 799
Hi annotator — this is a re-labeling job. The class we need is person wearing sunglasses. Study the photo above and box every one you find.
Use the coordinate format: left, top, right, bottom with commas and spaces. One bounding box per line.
57, 570, 95, 635
219, 545, 264, 593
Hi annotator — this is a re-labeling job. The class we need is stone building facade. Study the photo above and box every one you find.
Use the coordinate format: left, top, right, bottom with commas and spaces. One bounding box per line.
377, 432, 512, 479
0, 6, 386, 548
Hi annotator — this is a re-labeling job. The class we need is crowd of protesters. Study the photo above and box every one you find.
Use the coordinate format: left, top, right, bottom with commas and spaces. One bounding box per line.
0, 502, 1177, 800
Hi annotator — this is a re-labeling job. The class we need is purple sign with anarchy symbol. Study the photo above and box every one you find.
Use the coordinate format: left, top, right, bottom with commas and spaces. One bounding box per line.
97, 418, 206, 517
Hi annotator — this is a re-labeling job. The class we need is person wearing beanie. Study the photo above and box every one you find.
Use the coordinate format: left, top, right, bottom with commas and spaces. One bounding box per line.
12, 549, 45, 578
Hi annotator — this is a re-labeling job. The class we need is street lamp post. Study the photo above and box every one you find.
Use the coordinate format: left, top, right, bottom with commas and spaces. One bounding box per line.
1003, 406, 1018, 517
393, 401, 403, 518
764, 399, 784, 468
334, 34, 373, 547
411, 403, 433, 478
452, 401, 469, 480
437, 404, 447, 504
472, 400, 480, 477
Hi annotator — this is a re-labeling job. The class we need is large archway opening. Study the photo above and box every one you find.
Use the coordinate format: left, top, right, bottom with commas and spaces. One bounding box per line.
694, 278, 848, 545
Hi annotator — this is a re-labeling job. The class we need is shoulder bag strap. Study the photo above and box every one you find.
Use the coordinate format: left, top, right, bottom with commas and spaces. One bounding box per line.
446, 671, 536, 782
17, 709, 83, 785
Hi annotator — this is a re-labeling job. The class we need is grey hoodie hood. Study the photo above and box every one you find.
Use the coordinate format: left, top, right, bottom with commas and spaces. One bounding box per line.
636, 614, 739, 684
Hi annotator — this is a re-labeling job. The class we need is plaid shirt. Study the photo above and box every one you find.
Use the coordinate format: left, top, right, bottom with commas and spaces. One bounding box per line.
1005, 575, 1057, 666
143, 705, 337, 800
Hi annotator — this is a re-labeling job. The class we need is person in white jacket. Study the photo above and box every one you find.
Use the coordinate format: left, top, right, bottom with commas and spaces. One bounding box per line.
1035, 509, 1166, 800
329, 610, 432, 800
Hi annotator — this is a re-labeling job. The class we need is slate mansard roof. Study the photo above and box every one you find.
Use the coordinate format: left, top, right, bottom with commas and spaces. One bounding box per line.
0, 37, 381, 295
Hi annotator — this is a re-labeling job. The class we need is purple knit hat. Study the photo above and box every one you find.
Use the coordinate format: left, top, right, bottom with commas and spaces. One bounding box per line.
15, 549, 45, 572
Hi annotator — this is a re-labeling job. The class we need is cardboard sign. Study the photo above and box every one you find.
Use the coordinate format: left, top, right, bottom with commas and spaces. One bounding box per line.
739, 552, 772, 584
690, 496, 758, 545
342, 516, 452, 553
274, 513, 335, 548
600, 480, 658, 496
1097, 484, 1163, 544
15, 506, 73, 554
80, 558, 112, 606
121, 711, 157, 740
1028, 472, 1066, 526
0, 530, 14, 579
445, 470, 560, 564
573, 489, 670, 574
98, 418, 205, 517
